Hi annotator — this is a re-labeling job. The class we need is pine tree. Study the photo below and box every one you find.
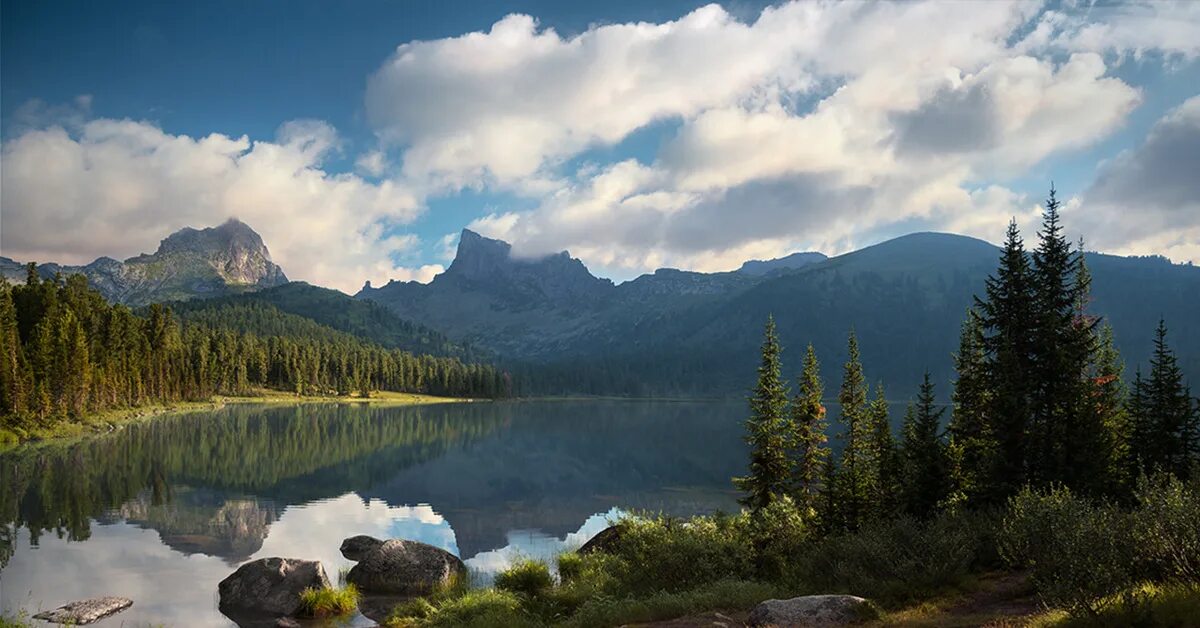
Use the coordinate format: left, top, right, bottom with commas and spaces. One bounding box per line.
1079, 323, 1129, 496
1131, 320, 1199, 478
835, 330, 872, 530
789, 344, 828, 515
948, 310, 994, 506
975, 219, 1036, 500
735, 316, 792, 511
868, 381, 900, 519
901, 372, 950, 518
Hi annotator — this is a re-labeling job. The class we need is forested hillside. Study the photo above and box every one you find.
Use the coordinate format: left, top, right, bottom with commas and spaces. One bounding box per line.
169, 282, 482, 361
363, 229, 1200, 398
0, 266, 510, 442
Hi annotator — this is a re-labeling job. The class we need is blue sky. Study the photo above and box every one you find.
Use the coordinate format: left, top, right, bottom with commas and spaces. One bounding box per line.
2, 0, 1198, 292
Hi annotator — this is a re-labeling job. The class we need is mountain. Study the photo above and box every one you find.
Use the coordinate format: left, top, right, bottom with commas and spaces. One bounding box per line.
168, 282, 482, 360
738, 251, 828, 276
359, 230, 1200, 398
0, 219, 287, 306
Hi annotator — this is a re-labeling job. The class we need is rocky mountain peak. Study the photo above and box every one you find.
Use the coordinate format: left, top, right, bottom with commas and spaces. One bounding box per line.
442, 229, 612, 304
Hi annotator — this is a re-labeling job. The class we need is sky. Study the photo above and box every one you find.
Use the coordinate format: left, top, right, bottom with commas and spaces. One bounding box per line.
1, 0, 1198, 294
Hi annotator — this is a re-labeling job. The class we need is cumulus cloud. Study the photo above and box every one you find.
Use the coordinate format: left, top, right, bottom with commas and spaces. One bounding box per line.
365, 0, 1190, 275
1078, 96, 1200, 263
1, 116, 427, 293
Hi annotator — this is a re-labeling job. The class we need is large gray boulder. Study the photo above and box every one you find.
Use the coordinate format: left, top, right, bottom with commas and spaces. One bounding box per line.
217, 557, 330, 618
33, 597, 133, 625
340, 535, 465, 595
748, 595, 877, 627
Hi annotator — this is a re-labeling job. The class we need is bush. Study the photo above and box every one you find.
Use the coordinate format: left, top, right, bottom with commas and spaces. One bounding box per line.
557, 552, 583, 584
562, 579, 783, 628
297, 584, 359, 617
790, 510, 987, 604
1131, 473, 1200, 582
1000, 485, 1134, 616
495, 559, 554, 596
387, 589, 535, 628
1042, 582, 1200, 627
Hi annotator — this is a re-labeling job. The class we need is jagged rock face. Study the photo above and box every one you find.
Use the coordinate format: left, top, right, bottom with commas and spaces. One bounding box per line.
442, 229, 613, 306
1, 219, 287, 306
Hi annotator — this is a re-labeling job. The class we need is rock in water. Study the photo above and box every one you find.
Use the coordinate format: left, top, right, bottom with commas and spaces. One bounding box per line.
748, 595, 876, 627
217, 557, 330, 618
32, 597, 133, 625
340, 535, 466, 595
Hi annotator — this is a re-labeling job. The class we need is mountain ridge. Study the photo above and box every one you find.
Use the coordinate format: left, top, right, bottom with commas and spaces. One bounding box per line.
1, 219, 288, 306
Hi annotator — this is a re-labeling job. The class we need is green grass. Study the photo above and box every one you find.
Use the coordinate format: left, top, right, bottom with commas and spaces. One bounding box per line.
494, 559, 554, 596
298, 584, 360, 618
0, 612, 33, 628
1029, 582, 1200, 627
563, 579, 788, 628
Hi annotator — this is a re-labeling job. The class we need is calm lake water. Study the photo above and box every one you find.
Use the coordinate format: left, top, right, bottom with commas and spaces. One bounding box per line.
0, 400, 754, 627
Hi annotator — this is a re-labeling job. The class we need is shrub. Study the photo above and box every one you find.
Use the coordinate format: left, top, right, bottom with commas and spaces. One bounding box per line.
557, 552, 583, 584
562, 579, 784, 628
790, 510, 985, 604
1000, 485, 1134, 616
297, 584, 359, 617
1041, 582, 1200, 627
495, 559, 554, 596
1131, 473, 1200, 583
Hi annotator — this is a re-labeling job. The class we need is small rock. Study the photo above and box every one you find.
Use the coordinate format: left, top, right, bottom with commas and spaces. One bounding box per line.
275, 618, 302, 628
32, 597, 133, 625
341, 535, 465, 595
218, 557, 330, 618
578, 525, 622, 554
748, 595, 876, 627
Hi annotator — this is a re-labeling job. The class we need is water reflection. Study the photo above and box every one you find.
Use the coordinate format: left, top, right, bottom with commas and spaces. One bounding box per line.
0, 400, 746, 626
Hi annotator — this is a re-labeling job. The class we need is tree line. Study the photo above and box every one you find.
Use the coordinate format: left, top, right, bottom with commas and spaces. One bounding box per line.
737, 186, 1200, 530
0, 266, 511, 433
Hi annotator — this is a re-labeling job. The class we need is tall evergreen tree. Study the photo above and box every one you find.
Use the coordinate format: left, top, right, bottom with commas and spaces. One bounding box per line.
975, 219, 1036, 500
734, 316, 792, 511
1131, 320, 1199, 478
948, 310, 994, 506
901, 372, 950, 518
789, 344, 828, 515
868, 381, 900, 519
834, 330, 872, 530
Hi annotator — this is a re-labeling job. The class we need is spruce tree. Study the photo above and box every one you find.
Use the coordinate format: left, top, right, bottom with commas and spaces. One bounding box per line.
948, 310, 994, 506
975, 219, 1036, 500
735, 316, 792, 510
1132, 320, 1199, 478
868, 381, 900, 519
901, 372, 950, 518
789, 344, 828, 515
835, 330, 872, 530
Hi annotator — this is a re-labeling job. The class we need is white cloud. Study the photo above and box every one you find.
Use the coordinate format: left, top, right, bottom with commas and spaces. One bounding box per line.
362, 0, 1191, 274
1077, 96, 1200, 264
0, 117, 425, 293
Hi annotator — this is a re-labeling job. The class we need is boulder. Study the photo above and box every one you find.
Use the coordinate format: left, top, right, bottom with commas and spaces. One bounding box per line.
217, 557, 331, 618
340, 534, 386, 561
32, 597, 133, 625
578, 525, 622, 554
748, 595, 876, 627
341, 535, 466, 595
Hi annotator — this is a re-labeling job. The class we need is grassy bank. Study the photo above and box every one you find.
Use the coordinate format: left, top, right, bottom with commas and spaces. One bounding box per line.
0, 388, 472, 448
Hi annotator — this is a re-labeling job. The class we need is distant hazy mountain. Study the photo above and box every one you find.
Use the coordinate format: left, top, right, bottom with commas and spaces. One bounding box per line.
738, 251, 828, 276
0, 219, 287, 306
359, 230, 1200, 398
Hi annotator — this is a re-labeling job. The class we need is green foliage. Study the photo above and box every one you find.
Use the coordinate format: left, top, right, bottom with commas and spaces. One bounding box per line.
792, 511, 989, 604
494, 559, 554, 596
1000, 486, 1136, 616
734, 316, 791, 511
1131, 473, 1200, 582
298, 584, 359, 617
0, 274, 510, 438
789, 343, 829, 514
900, 372, 950, 519
562, 580, 784, 628
556, 552, 583, 585
1130, 320, 1200, 479
387, 588, 534, 628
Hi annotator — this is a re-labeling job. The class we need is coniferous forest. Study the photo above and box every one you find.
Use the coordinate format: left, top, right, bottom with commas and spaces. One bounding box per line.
0, 265, 510, 439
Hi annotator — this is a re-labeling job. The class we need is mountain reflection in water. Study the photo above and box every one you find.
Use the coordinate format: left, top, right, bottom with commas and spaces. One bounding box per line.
0, 400, 745, 626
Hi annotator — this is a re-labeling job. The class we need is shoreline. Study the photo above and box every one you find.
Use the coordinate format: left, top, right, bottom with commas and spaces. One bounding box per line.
0, 390, 474, 449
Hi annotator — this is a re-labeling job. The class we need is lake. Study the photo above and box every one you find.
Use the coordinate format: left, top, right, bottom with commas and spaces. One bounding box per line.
0, 400, 751, 626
